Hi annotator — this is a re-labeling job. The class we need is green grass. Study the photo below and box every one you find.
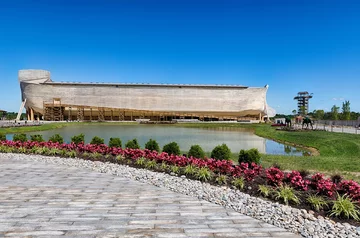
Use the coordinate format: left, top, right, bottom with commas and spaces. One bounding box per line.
0, 121, 137, 134
0, 122, 71, 134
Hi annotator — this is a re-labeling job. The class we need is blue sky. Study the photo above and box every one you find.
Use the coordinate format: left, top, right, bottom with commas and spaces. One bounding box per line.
0, 0, 359, 114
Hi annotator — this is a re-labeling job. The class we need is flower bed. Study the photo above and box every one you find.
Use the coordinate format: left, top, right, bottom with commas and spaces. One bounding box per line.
1, 139, 360, 225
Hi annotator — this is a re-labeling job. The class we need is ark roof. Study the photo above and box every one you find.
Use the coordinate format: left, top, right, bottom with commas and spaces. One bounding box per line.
44, 81, 253, 89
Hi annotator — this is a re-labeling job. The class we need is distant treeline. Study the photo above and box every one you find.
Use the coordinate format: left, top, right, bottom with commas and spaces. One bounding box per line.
0, 112, 26, 120
274, 111, 360, 120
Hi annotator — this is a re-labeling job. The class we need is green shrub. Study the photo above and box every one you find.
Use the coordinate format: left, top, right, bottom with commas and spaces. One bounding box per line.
232, 177, 245, 190
307, 195, 328, 212
216, 175, 228, 185
49, 134, 64, 144
35, 147, 49, 155
258, 185, 272, 197
59, 149, 67, 156
211, 144, 231, 160
90, 136, 104, 145
5, 147, 16, 153
184, 164, 197, 176
30, 146, 39, 154
170, 165, 180, 174
30, 134, 44, 142
48, 148, 60, 156
17, 147, 27, 154
125, 138, 140, 149
13, 134, 27, 142
160, 161, 168, 171
71, 133, 85, 144
275, 185, 300, 205
238, 148, 261, 164
188, 145, 205, 159
162, 142, 181, 155
196, 167, 212, 182
109, 137, 122, 148
145, 160, 157, 169
0, 133, 6, 141
66, 150, 77, 158
82, 152, 90, 158
330, 193, 360, 220
135, 157, 146, 166
90, 152, 102, 159
145, 139, 160, 152
116, 155, 125, 162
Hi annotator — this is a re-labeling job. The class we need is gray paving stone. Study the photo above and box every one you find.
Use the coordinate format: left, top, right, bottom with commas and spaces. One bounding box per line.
0, 155, 300, 237
5, 231, 65, 236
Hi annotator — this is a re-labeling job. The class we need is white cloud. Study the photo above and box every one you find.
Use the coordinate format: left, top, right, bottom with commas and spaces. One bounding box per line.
332, 97, 344, 101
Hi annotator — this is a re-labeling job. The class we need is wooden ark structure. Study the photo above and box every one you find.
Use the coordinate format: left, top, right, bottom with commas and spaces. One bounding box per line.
19, 70, 275, 122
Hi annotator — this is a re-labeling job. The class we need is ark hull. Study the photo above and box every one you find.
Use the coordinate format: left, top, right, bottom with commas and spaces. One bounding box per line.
19, 70, 275, 121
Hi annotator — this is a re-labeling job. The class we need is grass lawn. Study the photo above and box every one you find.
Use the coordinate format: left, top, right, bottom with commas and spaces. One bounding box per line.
0, 122, 71, 134
0, 121, 137, 134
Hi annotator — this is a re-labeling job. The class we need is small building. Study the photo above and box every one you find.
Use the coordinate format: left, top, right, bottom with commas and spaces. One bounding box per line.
275, 118, 286, 125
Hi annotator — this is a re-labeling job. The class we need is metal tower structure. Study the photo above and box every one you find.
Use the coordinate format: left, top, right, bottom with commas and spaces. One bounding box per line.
294, 92, 313, 115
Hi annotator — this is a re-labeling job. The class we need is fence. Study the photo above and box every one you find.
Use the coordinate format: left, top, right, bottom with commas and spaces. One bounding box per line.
293, 121, 360, 134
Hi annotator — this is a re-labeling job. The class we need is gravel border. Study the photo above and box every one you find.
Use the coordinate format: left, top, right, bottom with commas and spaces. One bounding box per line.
2, 153, 360, 238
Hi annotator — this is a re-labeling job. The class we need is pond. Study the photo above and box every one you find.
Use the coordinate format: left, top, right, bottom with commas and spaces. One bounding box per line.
6, 125, 308, 156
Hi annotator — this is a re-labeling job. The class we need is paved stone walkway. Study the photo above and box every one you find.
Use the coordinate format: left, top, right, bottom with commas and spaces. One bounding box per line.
0, 157, 299, 237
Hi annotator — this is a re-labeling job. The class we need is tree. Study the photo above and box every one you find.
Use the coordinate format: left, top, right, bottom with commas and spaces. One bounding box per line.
341, 100, 351, 120
350, 111, 360, 120
331, 105, 340, 120
292, 110, 297, 116
313, 110, 325, 120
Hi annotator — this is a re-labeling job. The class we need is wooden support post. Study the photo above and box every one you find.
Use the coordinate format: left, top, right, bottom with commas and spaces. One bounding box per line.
111, 110, 113, 121
119, 110, 125, 121
131, 111, 133, 121
77, 107, 84, 121
27, 108, 30, 121
90, 108, 92, 121
30, 108, 34, 121
98, 107, 104, 121
68, 107, 71, 121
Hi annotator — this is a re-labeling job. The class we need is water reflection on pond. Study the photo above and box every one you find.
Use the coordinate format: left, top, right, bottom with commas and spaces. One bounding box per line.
7, 125, 309, 156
